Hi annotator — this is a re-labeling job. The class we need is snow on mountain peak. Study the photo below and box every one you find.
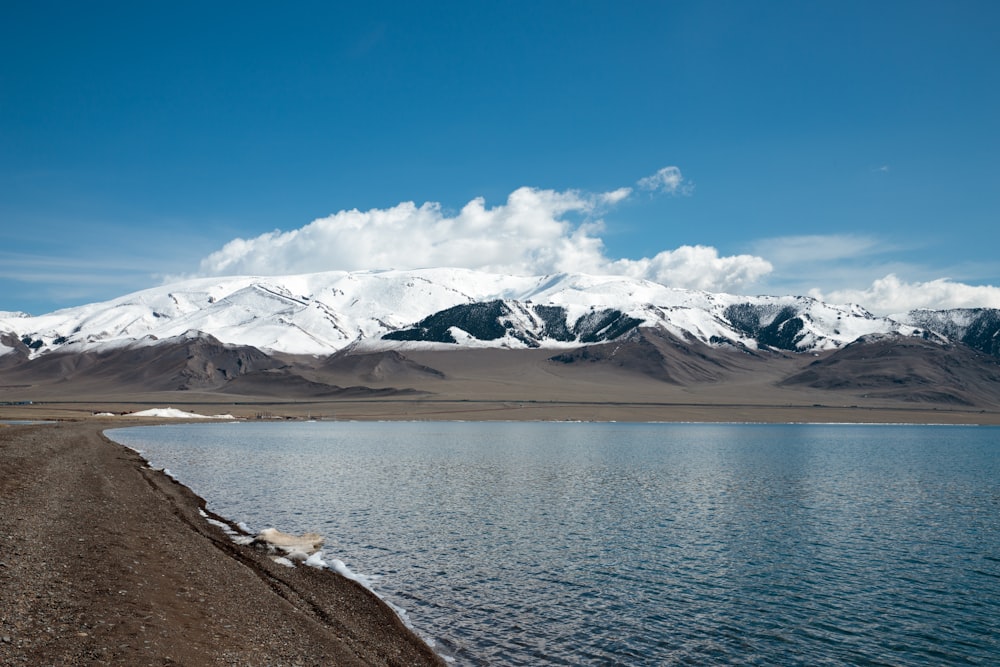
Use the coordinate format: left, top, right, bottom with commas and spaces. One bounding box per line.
0, 268, 947, 358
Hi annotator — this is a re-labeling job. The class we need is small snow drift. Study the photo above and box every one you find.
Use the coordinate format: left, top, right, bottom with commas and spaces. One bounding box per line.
126, 407, 236, 419
253, 527, 325, 561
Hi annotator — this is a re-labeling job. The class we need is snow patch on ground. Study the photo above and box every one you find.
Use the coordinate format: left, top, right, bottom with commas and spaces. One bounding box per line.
252, 527, 325, 562
125, 407, 236, 419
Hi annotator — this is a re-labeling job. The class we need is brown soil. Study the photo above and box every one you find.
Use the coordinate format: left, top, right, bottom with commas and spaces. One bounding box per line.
0, 420, 444, 666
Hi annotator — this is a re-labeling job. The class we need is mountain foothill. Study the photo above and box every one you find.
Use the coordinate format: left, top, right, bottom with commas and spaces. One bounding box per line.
2, 269, 999, 417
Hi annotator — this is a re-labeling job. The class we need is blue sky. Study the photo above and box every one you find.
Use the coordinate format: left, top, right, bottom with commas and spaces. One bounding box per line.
2, 1, 998, 315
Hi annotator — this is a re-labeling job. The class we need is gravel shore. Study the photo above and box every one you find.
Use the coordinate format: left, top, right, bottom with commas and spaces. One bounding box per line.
0, 420, 444, 666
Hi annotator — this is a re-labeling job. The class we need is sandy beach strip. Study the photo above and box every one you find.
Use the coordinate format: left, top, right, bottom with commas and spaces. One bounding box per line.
0, 419, 444, 666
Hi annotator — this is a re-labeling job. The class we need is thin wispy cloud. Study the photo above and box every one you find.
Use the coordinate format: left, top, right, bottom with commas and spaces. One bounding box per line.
0, 253, 163, 284
0, 256, 155, 313
749, 234, 884, 266
637, 166, 693, 196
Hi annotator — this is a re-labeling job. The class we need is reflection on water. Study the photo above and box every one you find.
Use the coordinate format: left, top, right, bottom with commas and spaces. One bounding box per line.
108, 422, 1000, 666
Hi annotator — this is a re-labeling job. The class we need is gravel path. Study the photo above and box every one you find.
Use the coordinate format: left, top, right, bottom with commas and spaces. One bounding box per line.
0, 420, 444, 666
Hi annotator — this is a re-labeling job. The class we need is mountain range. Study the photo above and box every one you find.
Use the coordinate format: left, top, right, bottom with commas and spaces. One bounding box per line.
2, 268, 999, 414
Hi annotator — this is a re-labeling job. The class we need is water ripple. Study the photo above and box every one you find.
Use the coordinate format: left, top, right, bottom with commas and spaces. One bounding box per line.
109, 422, 1000, 666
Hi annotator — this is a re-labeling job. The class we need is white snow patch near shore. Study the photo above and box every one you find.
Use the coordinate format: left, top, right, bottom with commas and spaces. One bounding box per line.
199, 509, 254, 545
314, 556, 426, 644
305, 551, 329, 569
252, 528, 325, 563
126, 407, 235, 419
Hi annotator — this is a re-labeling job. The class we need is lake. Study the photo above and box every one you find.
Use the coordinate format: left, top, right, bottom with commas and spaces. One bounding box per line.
106, 421, 1000, 665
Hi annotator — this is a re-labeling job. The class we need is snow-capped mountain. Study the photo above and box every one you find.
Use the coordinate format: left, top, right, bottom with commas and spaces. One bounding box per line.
1, 268, 997, 359
896, 308, 1000, 357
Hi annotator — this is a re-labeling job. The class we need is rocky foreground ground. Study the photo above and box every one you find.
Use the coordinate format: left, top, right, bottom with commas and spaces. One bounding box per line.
0, 420, 443, 666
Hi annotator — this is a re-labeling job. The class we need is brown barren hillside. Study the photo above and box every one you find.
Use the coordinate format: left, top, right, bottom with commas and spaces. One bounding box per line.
3, 328, 1000, 424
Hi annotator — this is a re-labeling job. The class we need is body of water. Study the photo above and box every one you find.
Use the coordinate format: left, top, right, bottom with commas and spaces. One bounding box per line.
107, 422, 1000, 665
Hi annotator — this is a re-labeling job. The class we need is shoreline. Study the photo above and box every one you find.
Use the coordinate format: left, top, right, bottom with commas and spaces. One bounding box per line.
4, 395, 1000, 425
0, 419, 444, 666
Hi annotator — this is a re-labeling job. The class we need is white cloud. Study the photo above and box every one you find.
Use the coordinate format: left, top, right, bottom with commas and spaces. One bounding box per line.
191, 167, 770, 293
749, 235, 1000, 313
196, 187, 602, 277
637, 166, 692, 195
813, 274, 1000, 315
749, 234, 884, 266
610, 246, 772, 292
180, 171, 1000, 314
600, 187, 633, 205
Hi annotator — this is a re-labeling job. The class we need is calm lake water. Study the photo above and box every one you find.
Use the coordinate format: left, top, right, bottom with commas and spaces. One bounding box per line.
107, 422, 1000, 666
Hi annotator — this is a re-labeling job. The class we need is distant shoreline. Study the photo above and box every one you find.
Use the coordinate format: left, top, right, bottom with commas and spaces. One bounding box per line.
4, 396, 1000, 426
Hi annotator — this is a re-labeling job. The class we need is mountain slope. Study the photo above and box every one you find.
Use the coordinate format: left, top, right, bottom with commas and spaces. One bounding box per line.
0, 268, 935, 358
1, 267, 999, 416
899, 309, 1000, 357
317, 349, 447, 383
549, 327, 773, 385
780, 334, 1000, 407
0, 331, 282, 392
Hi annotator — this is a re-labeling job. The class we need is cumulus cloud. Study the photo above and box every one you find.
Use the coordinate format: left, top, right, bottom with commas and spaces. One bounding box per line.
197, 187, 607, 278
192, 167, 769, 293
609, 246, 772, 292
813, 275, 1000, 315
179, 168, 1000, 313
